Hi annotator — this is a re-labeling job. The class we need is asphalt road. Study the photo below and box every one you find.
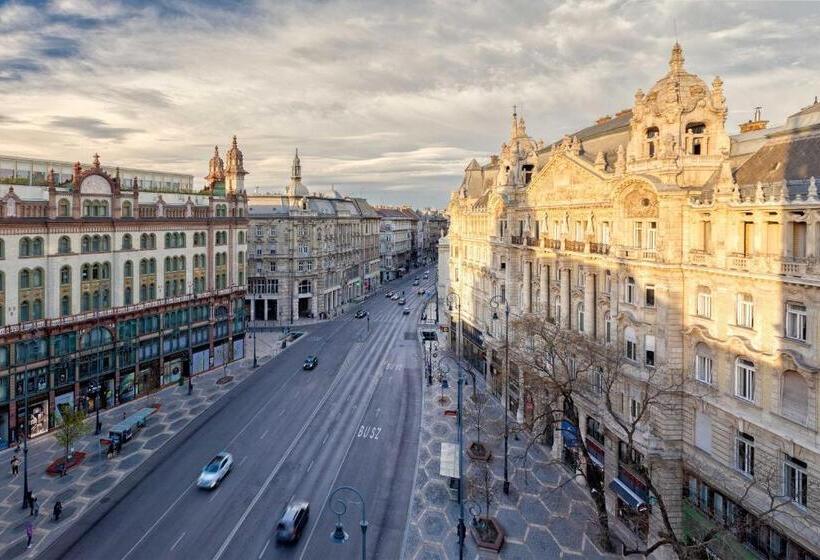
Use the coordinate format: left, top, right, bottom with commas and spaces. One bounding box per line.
52, 271, 433, 560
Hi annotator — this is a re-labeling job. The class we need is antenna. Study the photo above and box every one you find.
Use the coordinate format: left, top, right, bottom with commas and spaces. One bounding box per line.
753, 106, 762, 121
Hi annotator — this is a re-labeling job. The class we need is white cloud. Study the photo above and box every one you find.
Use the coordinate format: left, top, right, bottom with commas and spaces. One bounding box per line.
0, 0, 817, 208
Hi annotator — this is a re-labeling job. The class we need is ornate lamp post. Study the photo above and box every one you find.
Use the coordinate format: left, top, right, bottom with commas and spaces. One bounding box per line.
445, 292, 466, 560
490, 295, 511, 495
187, 281, 194, 395
252, 290, 258, 368
329, 485, 368, 560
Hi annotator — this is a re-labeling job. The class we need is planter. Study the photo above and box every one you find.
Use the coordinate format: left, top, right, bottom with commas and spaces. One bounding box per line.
467, 441, 492, 462
470, 517, 505, 551
46, 451, 87, 476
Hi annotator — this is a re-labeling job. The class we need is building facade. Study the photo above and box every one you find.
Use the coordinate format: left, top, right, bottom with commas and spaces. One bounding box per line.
246, 151, 381, 323
377, 207, 416, 281
0, 139, 249, 446
419, 207, 449, 265
443, 44, 820, 558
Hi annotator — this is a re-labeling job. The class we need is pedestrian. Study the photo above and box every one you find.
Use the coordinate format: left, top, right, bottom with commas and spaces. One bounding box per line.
106, 442, 114, 459
31, 496, 39, 517
25, 520, 33, 549
53, 501, 62, 522
11, 454, 19, 475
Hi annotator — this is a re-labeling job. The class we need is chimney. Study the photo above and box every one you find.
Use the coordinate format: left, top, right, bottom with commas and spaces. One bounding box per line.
596, 115, 612, 125
739, 106, 768, 133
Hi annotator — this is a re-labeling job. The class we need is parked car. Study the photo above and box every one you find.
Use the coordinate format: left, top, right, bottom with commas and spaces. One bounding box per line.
385, 291, 394, 298
276, 501, 310, 543
391, 294, 400, 301
412, 279, 419, 286
403, 307, 411, 315
398, 298, 406, 305
303, 355, 318, 370
354, 309, 368, 318
197, 452, 233, 489
418, 289, 425, 295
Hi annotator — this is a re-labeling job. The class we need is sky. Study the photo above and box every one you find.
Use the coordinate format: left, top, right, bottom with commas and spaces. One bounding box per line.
0, 0, 818, 208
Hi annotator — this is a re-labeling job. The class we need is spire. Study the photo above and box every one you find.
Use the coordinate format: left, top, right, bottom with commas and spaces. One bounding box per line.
669, 42, 684, 74
291, 148, 302, 182
92, 153, 101, 168
205, 145, 225, 185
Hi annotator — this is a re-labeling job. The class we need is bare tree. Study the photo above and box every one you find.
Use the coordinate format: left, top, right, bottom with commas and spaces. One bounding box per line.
465, 390, 495, 461
508, 315, 797, 559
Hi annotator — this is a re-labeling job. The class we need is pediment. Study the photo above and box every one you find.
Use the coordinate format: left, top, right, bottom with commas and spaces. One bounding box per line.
525, 152, 609, 204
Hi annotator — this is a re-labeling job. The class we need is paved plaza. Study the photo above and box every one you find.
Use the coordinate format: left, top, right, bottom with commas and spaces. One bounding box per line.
402, 326, 619, 560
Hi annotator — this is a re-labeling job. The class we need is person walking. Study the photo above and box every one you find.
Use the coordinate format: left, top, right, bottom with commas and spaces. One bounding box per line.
53, 501, 62, 522
25, 521, 33, 549
11, 454, 19, 475
29, 495, 37, 516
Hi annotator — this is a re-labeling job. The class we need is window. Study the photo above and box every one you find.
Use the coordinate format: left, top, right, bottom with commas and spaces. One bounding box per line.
645, 127, 659, 158
695, 352, 713, 385
58, 236, 71, 254
577, 302, 585, 332
645, 285, 655, 308
58, 199, 70, 216
552, 297, 560, 324
632, 222, 642, 248
60, 295, 71, 316
604, 312, 613, 344
781, 370, 808, 424
604, 270, 611, 294
735, 358, 756, 402
601, 222, 611, 245
122, 200, 132, 217
646, 222, 657, 250
591, 367, 604, 395
686, 122, 706, 155
696, 287, 711, 318
792, 222, 807, 258
122, 234, 132, 250
736, 293, 754, 328
60, 266, 71, 285
736, 431, 755, 476
625, 277, 636, 304
644, 335, 655, 366
625, 328, 637, 361
630, 397, 642, 421
298, 280, 311, 294
783, 455, 808, 507
701, 220, 712, 252
785, 303, 807, 341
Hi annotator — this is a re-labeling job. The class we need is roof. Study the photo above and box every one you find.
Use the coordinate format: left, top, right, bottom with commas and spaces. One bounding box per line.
247, 194, 376, 218
733, 133, 820, 186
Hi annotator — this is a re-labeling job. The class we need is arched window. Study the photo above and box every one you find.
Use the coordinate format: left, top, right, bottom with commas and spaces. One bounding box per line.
149, 259, 156, 273
553, 297, 561, 324
150, 234, 156, 249
102, 235, 111, 251
180, 232, 186, 247
81, 292, 90, 311
124, 286, 133, 305
60, 266, 71, 285
164, 257, 171, 272
124, 261, 133, 277
0, 271, 4, 292
83, 201, 92, 216
92, 264, 100, 280
165, 233, 172, 248
781, 370, 808, 424
140, 234, 148, 249
82, 326, 112, 348
122, 200, 132, 217
19, 237, 31, 257
0, 238, 4, 259
645, 127, 659, 158
19, 301, 30, 321
179, 256, 185, 270
102, 263, 110, 279
58, 236, 71, 254
92, 235, 101, 252
576, 302, 585, 332
32, 299, 43, 319
60, 295, 71, 316
238, 231, 244, 244
32, 268, 43, 287
686, 122, 706, 155
100, 201, 109, 216
102, 288, 110, 308
81, 264, 90, 281
92, 290, 101, 310
58, 199, 70, 217
122, 234, 132, 250
81, 236, 90, 253
140, 284, 147, 302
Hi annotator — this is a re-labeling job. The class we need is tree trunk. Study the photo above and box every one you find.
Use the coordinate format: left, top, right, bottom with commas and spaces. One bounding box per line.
593, 489, 615, 552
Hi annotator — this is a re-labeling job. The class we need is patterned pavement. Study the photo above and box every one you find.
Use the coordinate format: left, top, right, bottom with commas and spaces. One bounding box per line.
0, 329, 302, 559
402, 325, 619, 560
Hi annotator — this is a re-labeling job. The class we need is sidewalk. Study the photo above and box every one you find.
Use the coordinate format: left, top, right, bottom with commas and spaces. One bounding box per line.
402, 328, 618, 560
0, 329, 305, 559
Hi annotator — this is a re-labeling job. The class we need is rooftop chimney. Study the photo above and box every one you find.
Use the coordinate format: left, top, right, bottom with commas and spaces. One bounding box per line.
739, 106, 768, 133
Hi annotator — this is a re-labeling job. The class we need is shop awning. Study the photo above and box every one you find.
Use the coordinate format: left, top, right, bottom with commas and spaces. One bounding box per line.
609, 479, 646, 510
439, 442, 460, 479
561, 419, 580, 448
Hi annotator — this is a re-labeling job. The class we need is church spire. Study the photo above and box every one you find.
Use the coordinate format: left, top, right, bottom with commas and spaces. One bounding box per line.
291, 148, 302, 182
669, 41, 685, 74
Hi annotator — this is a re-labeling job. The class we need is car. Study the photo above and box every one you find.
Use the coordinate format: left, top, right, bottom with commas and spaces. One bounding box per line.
403, 307, 411, 315
197, 452, 233, 489
391, 294, 400, 301
303, 355, 318, 370
398, 298, 406, 305
385, 291, 394, 298
276, 501, 310, 543
354, 309, 368, 318
412, 279, 419, 286
418, 289, 425, 295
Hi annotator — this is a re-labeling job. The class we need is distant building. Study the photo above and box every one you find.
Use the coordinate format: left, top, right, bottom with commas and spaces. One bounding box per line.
246, 151, 381, 323
0, 139, 249, 445
418, 208, 448, 265
376, 206, 416, 281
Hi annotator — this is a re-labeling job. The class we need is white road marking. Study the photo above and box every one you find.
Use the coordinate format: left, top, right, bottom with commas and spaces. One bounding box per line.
321, 433, 329, 446
260, 429, 269, 440
170, 531, 186, 551
240, 456, 248, 466
278, 409, 285, 417
306, 460, 314, 473
208, 489, 221, 502
258, 539, 270, 559
121, 485, 194, 560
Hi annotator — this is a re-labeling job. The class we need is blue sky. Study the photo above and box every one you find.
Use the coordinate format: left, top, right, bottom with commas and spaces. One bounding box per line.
0, 0, 818, 207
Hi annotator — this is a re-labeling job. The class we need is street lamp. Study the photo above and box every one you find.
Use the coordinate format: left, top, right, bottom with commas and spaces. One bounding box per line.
445, 292, 466, 560
490, 295, 511, 495
252, 290, 258, 368
187, 281, 194, 395
328, 485, 368, 560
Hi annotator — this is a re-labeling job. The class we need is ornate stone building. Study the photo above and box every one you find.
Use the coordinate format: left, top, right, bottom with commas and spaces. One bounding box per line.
246, 151, 381, 323
442, 44, 820, 558
0, 139, 249, 445
419, 207, 449, 265
376, 206, 416, 281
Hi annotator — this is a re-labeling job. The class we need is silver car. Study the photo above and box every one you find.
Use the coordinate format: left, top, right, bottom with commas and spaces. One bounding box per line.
197, 452, 233, 489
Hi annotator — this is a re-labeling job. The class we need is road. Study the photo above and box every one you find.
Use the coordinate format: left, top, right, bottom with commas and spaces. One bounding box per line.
50, 272, 434, 560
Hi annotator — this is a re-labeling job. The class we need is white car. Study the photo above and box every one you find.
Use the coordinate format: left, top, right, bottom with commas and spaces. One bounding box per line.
197, 452, 233, 489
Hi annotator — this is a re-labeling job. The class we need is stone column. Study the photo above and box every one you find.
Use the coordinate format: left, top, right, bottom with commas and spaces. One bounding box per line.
504, 251, 513, 309
539, 262, 548, 315
584, 272, 596, 336
560, 268, 571, 329
523, 261, 532, 313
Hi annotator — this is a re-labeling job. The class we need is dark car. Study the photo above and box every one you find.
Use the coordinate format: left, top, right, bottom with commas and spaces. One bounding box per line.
403, 307, 411, 315
418, 289, 425, 295
398, 298, 406, 305
354, 309, 368, 318
303, 355, 318, 370
412, 279, 419, 286
276, 501, 310, 543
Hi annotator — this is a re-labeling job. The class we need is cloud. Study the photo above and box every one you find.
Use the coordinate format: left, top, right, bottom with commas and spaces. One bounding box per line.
0, 0, 817, 208
49, 116, 143, 140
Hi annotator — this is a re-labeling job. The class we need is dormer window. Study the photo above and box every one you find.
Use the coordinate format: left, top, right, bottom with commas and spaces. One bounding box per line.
645, 127, 659, 158
523, 164, 534, 184
686, 123, 706, 155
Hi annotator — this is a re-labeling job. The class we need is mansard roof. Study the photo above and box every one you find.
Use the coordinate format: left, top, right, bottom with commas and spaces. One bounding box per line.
734, 133, 820, 187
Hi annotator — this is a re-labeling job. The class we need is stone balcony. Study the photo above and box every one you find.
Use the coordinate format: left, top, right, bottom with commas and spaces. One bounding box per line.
615, 246, 657, 261
589, 242, 610, 255
542, 237, 561, 250
564, 240, 585, 252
